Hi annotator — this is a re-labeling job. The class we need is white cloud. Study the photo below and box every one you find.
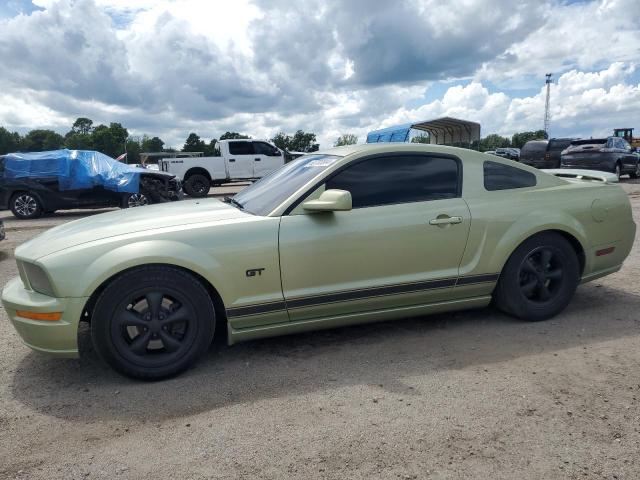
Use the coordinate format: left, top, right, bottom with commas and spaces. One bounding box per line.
0, 0, 639, 149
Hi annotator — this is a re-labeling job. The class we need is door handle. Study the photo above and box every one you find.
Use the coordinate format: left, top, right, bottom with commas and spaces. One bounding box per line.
229, 158, 235, 162
254, 158, 261, 161
429, 216, 463, 226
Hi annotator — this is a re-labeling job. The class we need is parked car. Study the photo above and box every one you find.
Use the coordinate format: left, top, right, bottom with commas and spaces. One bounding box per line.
520, 138, 575, 168
160, 139, 284, 198
0, 150, 182, 219
2, 144, 635, 379
561, 137, 640, 180
494, 148, 520, 161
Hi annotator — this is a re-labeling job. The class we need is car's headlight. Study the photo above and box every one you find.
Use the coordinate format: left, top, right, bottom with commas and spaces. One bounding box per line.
20, 262, 56, 297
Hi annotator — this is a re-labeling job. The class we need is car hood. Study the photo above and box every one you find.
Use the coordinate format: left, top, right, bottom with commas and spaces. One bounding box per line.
17, 199, 251, 260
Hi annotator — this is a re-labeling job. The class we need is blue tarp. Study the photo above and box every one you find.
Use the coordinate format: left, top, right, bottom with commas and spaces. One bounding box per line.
366, 123, 413, 143
3, 149, 143, 193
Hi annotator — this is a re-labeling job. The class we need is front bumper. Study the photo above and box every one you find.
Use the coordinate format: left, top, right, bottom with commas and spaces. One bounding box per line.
2, 277, 87, 357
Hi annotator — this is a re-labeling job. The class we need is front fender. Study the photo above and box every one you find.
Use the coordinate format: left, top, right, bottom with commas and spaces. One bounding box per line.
41, 240, 228, 301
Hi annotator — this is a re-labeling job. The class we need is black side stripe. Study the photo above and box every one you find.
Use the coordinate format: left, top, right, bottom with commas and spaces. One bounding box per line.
286, 277, 456, 309
227, 273, 500, 318
456, 273, 500, 286
227, 301, 287, 318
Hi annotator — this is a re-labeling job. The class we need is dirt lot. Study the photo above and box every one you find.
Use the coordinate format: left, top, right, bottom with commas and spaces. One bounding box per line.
1, 182, 639, 480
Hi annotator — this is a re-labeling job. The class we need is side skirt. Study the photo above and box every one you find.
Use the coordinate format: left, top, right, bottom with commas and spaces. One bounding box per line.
227, 295, 492, 345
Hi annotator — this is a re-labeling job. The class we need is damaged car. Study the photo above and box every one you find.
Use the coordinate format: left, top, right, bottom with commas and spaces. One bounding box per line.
0, 149, 181, 219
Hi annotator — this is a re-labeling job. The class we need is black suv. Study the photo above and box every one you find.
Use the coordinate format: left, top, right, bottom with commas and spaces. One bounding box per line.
520, 138, 575, 168
0, 154, 181, 219
561, 137, 639, 180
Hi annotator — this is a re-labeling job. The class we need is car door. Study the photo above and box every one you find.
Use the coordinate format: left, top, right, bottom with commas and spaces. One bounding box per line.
252, 141, 283, 177
278, 153, 471, 323
227, 141, 255, 179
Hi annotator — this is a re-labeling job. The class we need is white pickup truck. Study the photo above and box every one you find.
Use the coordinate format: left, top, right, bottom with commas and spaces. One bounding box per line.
158, 139, 285, 197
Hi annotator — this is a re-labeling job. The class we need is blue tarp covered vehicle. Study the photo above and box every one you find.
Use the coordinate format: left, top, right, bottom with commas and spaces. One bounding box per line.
0, 149, 181, 219
3, 149, 143, 193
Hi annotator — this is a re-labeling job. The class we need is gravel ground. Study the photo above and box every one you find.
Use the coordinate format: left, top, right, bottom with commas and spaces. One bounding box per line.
0, 181, 639, 480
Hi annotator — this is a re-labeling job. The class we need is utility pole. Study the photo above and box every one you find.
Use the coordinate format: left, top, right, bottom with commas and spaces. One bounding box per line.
544, 73, 552, 138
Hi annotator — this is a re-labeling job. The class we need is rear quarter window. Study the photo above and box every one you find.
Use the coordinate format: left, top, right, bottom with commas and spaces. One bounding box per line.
484, 161, 537, 191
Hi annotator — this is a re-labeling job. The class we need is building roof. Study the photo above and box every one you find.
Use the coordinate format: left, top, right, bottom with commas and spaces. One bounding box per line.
366, 116, 481, 146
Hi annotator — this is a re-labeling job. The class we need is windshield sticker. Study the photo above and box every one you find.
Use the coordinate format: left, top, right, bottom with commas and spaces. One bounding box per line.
305, 159, 337, 168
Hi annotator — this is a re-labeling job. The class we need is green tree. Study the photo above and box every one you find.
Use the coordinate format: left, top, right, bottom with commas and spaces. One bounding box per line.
511, 130, 547, 149
270, 132, 292, 151
64, 132, 93, 150
334, 133, 358, 147
91, 123, 129, 157
20, 129, 64, 152
479, 134, 511, 152
291, 130, 319, 152
204, 139, 219, 156
125, 137, 142, 164
0, 127, 22, 154
220, 131, 250, 140
141, 135, 164, 153
71, 117, 94, 135
182, 133, 206, 152
410, 133, 430, 144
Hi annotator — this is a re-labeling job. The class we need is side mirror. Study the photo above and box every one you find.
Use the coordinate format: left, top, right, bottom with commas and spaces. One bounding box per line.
302, 189, 352, 212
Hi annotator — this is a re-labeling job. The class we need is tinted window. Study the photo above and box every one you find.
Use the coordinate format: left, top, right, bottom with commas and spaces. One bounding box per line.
326, 155, 459, 208
484, 161, 536, 191
229, 141, 254, 155
253, 142, 279, 156
520, 141, 547, 154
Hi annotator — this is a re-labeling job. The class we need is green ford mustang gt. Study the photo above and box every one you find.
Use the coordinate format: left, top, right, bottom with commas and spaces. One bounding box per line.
2, 144, 636, 379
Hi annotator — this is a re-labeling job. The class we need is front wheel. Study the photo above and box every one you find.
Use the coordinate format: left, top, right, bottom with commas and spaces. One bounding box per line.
9, 192, 43, 219
91, 266, 215, 379
494, 232, 580, 321
122, 191, 150, 208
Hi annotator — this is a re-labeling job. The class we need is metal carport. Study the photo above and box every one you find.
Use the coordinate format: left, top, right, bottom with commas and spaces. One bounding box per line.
366, 117, 481, 149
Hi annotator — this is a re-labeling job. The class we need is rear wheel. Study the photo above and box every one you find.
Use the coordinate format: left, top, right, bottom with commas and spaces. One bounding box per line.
9, 192, 43, 219
183, 174, 210, 197
91, 266, 215, 379
494, 232, 579, 321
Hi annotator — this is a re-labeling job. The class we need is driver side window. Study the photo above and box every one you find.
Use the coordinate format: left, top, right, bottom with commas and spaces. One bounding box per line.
325, 155, 460, 209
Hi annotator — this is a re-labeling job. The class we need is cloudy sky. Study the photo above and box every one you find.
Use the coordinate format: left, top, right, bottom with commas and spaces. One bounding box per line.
0, 0, 639, 148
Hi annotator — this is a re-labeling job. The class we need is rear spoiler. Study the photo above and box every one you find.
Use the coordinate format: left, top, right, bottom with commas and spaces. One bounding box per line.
542, 169, 618, 183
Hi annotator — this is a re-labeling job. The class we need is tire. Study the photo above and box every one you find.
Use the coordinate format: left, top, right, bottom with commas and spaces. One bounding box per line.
615, 162, 621, 181
9, 192, 43, 219
91, 265, 215, 379
629, 162, 639, 179
121, 191, 150, 208
183, 174, 211, 198
494, 232, 580, 322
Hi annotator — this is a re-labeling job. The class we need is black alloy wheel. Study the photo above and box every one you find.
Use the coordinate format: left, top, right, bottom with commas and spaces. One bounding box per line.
183, 174, 210, 198
518, 246, 564, 303
494, 232, 579, 321
92, 266, 215, 379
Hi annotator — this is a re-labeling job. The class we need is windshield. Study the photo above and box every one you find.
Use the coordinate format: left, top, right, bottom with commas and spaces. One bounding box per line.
231, 154, 342, 215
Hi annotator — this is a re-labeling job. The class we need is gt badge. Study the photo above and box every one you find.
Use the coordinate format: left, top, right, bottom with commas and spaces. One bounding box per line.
246, 268, 265, 277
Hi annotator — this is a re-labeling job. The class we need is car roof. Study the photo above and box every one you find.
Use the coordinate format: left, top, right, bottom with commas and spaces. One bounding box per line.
314, 142, 478, 157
